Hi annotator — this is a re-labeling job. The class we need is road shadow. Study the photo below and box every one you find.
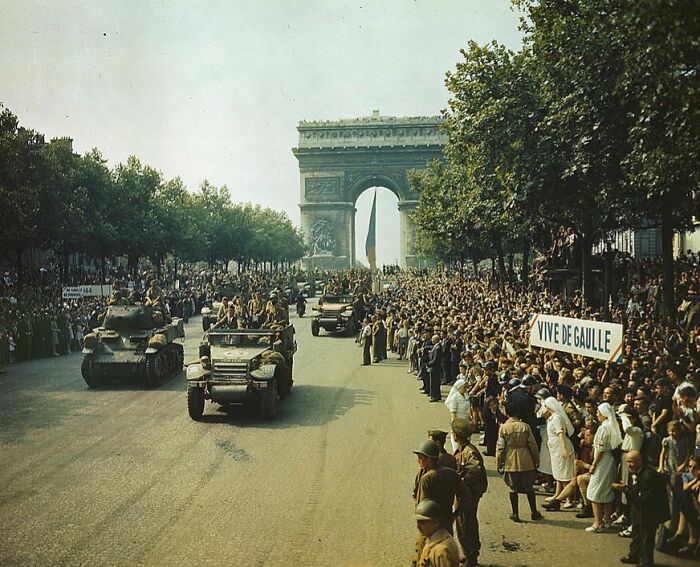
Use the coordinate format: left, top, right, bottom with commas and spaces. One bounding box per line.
0, 391, 84, 444
195, 384, 377, 429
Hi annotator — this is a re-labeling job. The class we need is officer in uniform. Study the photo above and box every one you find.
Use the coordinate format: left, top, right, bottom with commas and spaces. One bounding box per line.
414, 499, 460, 567
452, 419, 488, 567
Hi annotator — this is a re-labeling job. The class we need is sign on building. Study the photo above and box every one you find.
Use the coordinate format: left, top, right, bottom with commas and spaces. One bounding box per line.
529, 313, 624, 362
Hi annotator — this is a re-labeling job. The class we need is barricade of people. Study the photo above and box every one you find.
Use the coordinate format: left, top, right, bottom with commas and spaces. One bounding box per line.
362, 258, 699, 566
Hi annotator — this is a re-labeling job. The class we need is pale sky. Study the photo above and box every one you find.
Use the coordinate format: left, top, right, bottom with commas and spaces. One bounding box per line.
0, 0, 523, 266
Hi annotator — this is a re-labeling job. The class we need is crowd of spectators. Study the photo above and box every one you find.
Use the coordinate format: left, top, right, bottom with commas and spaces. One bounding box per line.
0, 259, 340, 372
361, 253, 700, 563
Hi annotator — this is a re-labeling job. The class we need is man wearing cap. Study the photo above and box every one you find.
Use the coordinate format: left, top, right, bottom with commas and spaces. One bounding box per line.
428, 430, 457, 470
452, 418, 487, 567
412, 441, 469, 564
414, 499, 460, 567
509, 374, 542, 447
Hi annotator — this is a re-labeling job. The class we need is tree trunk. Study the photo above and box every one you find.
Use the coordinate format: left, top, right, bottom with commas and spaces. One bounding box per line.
522, 237, 530, 289
15, 246, 23, 287
661, 195, 675, 316
472, 257, 478, 277
173, 255, 178, 286
101, 255, 106, 284
507, 252, 515, 283
494, 234, 506, 288
579, 213, 594, 307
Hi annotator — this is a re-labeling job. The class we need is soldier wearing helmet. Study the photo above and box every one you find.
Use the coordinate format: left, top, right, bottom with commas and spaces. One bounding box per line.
414, 499, 460, 567
411, 441, 470, 566
451, 419, 487, 567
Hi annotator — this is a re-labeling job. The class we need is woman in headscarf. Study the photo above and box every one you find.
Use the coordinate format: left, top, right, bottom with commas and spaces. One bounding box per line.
585, 402, 622, 532
445, 377, 471, 453
541, 396, 576, 511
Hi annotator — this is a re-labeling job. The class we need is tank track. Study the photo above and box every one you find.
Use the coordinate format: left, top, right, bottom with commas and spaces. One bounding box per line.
145, 342, 184, 387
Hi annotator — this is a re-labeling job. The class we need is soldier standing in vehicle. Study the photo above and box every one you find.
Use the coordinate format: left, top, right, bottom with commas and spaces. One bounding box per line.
108, 281, 129, 305
216, 296, 231, 323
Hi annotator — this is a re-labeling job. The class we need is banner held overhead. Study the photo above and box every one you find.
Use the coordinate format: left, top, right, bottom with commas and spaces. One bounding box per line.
529, 313, 624, 362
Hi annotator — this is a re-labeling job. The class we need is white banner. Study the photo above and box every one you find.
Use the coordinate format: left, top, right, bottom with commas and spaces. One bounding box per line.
529, 313, 624, 362
62, 284, 113, 299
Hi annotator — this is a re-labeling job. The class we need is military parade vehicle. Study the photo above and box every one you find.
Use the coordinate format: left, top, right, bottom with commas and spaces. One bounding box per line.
186, 324, 296, 421
310, 293, 360, 337
81, 304, 185, 387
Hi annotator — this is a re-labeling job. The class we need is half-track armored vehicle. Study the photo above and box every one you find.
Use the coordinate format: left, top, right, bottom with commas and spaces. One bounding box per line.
311, 294, 360, 337
186, 324, 296, 421
81, 304, 185, 387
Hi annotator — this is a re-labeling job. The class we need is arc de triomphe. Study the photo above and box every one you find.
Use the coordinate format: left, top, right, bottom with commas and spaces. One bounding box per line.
293, 111, 445, 269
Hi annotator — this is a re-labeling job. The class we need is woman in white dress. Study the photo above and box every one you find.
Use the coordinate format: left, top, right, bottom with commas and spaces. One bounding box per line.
445, 377, 471, 453
585, 402, 622, 533
541, 397, 575, 510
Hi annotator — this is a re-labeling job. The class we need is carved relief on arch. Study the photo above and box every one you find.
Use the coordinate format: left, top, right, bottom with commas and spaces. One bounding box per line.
305, 177, 340, 200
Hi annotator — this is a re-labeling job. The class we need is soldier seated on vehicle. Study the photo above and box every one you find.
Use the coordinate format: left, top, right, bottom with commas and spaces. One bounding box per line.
212, 305, 239, 330
108, 281, 130, 306
145, 279, 164, 308
262, 299, 288, 329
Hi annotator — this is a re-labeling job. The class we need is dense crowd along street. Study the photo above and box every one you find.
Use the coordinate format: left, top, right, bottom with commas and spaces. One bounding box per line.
0, 257, 697, 566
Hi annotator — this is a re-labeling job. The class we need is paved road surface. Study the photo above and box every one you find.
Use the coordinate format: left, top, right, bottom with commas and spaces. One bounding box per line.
0, 311, 688, 566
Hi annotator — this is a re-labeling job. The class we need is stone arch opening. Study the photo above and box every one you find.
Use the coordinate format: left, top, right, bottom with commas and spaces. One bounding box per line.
353, 186, 401, 269
293, 112, 445, 269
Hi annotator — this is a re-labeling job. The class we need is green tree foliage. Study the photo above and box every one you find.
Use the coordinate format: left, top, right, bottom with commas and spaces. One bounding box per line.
0, 104, 44, 280
413, 0, 698, 308
0, 105, 306, 277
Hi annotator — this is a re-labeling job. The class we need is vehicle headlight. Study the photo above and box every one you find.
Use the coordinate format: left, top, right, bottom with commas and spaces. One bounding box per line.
187, 364, 201, 374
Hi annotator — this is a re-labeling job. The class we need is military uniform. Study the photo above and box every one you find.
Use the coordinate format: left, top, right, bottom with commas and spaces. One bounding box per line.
108, 287, 129, 305
417, 528, 460, 567
413, 467, 470, 562
145, 285, 164, 307
454, 442, 487, 567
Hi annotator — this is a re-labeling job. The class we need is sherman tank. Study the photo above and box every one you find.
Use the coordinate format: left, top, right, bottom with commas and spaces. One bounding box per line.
81, 304, 185, 387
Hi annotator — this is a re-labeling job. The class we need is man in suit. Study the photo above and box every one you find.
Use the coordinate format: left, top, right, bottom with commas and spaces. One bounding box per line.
617, 450, 669, 567
359, 317, 372, 365
427, 334, 443, 402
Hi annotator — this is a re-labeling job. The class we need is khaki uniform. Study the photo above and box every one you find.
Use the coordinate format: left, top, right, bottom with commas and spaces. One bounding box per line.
417, 528, 460, 567
108, 288, 129, 306
413, 467, 471, 563
145, 285, 163, 307
454, 442, 487, 565
495, 417, 540, 472
438, 449, 457, 470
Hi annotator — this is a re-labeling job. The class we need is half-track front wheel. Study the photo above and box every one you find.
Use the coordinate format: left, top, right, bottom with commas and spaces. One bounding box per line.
260, 379, 278, 420
187, 387, 205, 420
81, 354, 102, 388
311, 320, 320, 336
